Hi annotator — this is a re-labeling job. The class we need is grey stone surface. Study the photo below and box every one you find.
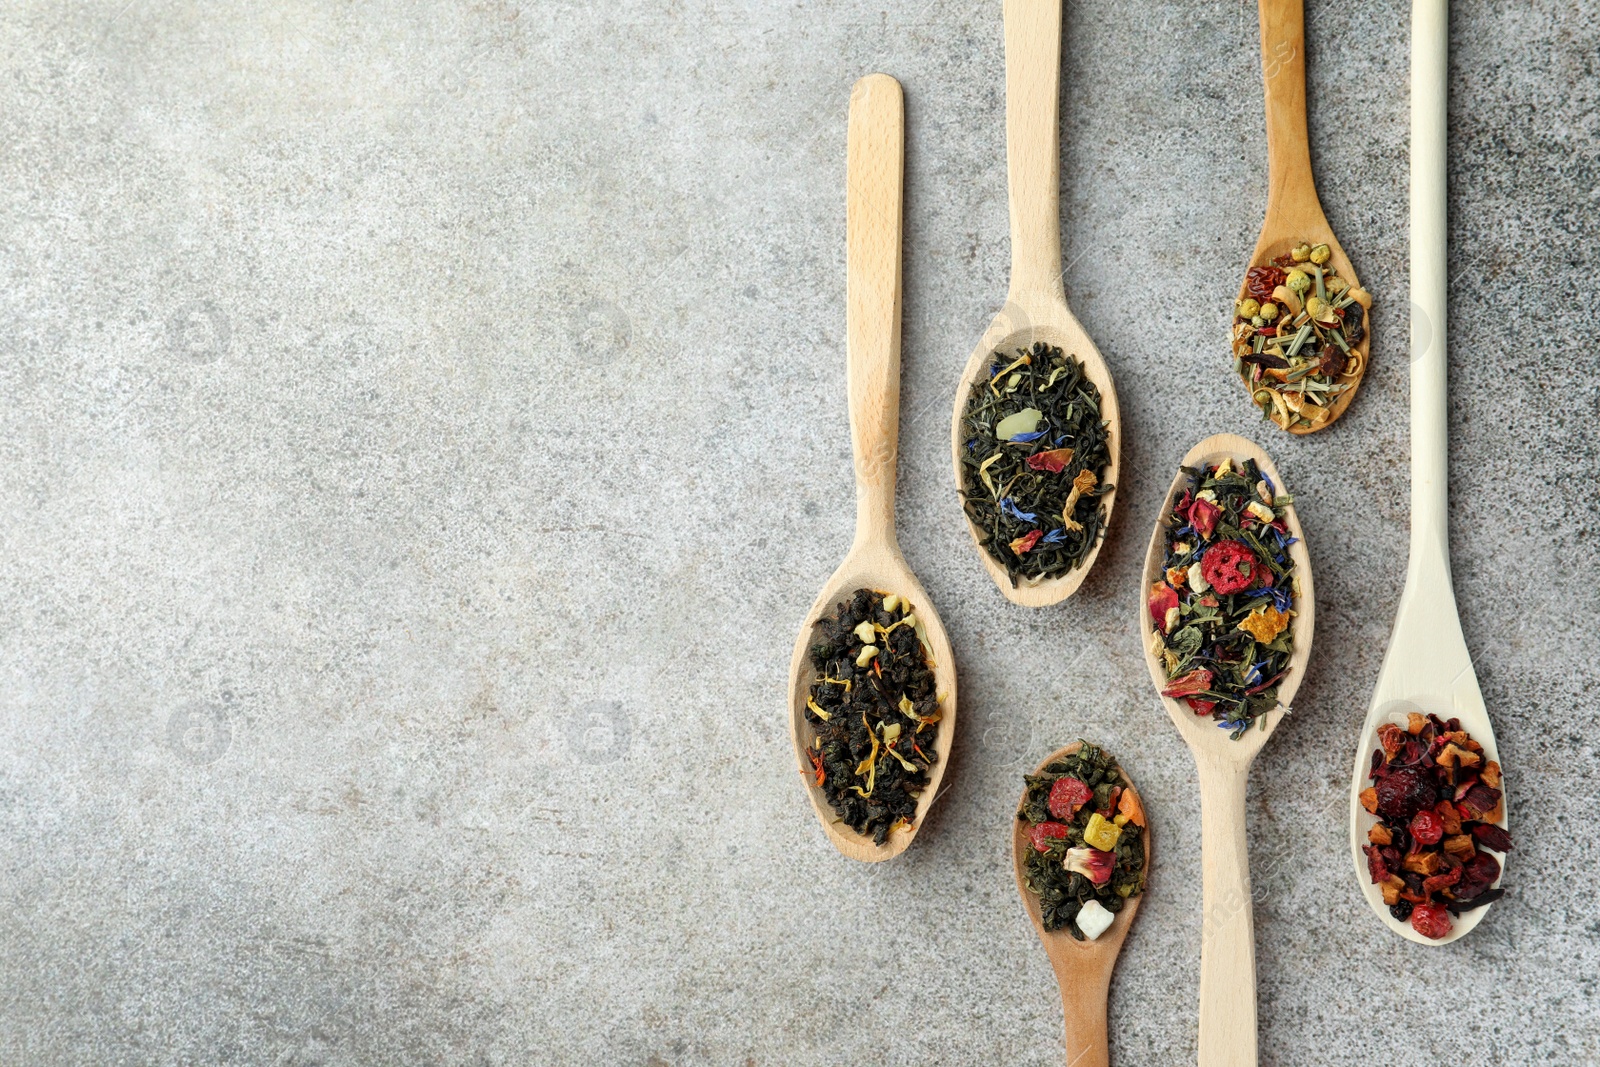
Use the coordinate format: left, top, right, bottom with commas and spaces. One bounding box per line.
1, 0, 1597, 1063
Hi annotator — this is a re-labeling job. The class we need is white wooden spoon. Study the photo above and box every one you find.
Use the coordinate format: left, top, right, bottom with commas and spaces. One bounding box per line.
1138, 433, 1314, 1067
1346, 0, 1505, 945
787, 74, 958, 862
950, 0, 1121, 607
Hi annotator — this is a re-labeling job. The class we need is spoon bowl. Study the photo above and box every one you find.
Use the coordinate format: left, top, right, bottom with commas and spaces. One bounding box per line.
951, 0, 1121, 607
1240, 0, 1370, 433
1011, 742, 1150, 1067
789, 550, 958, 862
1137, 432, 1313, 1066
788, 74, 958, 862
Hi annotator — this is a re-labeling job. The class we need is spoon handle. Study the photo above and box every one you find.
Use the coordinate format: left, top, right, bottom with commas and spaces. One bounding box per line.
1257, 0, 1317, 222
1002, 0, 1064, 304
1409, 0, 1450, 574
1055, 962, 1111, 1067
1196, 755, 1257, 1067
844, 74, 904, 550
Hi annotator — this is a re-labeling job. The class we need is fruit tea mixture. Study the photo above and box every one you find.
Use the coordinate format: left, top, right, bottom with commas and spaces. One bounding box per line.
802, 589, 942, 845
1148, 456, 1300, 738
1233, 241, 1371, 431
1360, 713, 1510, 940
1017, 741, 1147, 941
958, 341, 1112, 585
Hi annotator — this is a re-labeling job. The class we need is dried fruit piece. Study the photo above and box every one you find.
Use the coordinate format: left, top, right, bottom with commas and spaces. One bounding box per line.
1047, 776, 1093, 821
1116, 786, 1146, 828
1409, 903, 1453, 940
1148, 582, 1180, 635
1199, 540, 1260, 595
1160, 668, 1214, 699
1374, 767, 1438, 820
1029, 821, 1073, 854
1409, 809, 1444, 846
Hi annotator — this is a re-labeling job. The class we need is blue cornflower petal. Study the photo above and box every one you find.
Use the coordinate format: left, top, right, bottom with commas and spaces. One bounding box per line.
999, 498, 1037, 523
1040, 528, 1066, 544
1009, 429, 1049, 443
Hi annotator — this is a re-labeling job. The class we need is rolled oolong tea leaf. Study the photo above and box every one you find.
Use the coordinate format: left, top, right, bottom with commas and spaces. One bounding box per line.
1016, 741, 1147, 939
959, 341, 1112, 585
1147, 457, 1299, 739
1233, 242, 1372, 431
803, 588, 942, 845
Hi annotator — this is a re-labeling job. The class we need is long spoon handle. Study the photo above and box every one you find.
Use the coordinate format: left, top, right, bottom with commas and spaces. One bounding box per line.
1055, 963, 1111, 1067
1002, 0, 1064, 304
845, 74, 904, 551
1409, 0, 1450, 575
1196, 756, 1257, 1067
1257, 0, 1317, 223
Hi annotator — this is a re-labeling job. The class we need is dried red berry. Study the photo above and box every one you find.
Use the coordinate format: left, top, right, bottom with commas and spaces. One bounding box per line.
1409, 903, 1453, 940
1188, 698, 1217, 717
1409, 809, 1444, 846
1047, 777, 1093, 820
1245, 265, 1285, 300
1029, 821, 1073, 853
1200, 540, 1260, 595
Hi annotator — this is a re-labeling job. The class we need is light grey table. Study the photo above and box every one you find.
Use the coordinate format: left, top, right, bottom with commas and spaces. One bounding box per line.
2, 2, 1596, 1063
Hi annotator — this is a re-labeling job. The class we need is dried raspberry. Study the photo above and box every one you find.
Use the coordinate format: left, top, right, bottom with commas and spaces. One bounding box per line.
1047, 776, 1093, 820
1409, 809, 1444, 846
1409, 903, 1452, 940
1028, 821, 1072, 853
1199, 540, 1260, 595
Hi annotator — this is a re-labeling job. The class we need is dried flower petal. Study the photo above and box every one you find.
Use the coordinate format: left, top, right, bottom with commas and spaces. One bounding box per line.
1024, 447, 1075, 473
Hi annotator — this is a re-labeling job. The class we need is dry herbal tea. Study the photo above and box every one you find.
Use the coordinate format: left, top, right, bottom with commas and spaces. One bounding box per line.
1017, 741, 1147, 940
803, 588, 942, 845
1147, 456, 1300, 739
1233, 242, 1371, 431
959, 341, 1111, 585
1360, 713, 1509, 940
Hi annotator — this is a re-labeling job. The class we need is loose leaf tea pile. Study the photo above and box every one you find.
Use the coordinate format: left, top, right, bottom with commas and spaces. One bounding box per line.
1360, 713, 1509, 940
803, 589, 942, 845
1017, 741, 1146, 940
1148, 457, 1299, 739
1233, 241, 1371, 431
959, 341, 1111, 585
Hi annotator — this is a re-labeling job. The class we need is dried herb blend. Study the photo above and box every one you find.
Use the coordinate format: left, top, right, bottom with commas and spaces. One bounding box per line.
1147, 457, 1300, 739
1360, 713, 1509, 940
959, 341, 1112, 585
803, 588, 942, 845
1017, 741, 1147, 940
1233, 242, 1371, 431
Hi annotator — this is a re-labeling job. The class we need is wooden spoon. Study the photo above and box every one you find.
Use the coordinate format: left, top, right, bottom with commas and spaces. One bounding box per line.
1138, 433, 1314, 1067
1347, 0, 1504, 945
787, 74, 958, 863
951, 0, 1121, 607
1012, 743, 1150, 1067
1236, 0, 1370, 434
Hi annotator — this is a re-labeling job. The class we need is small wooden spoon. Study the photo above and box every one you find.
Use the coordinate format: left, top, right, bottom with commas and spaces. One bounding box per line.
1012, 743, 1150, 1067
1348, 0, 1504, 945
951, 0, 1121, 607
1138, 433, 1314, 1067
1236, 0, 1370, 434
787, 74, 958, 863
